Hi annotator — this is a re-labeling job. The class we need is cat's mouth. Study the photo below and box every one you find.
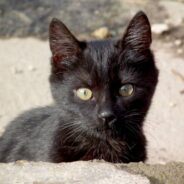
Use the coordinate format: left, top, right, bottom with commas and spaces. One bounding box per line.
96, 127, 111, 132
95, 126, 115, 138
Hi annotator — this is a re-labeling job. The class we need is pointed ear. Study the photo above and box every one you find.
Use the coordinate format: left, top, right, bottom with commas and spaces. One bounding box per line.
121, 11, 151, 51
49, 18, 82, 63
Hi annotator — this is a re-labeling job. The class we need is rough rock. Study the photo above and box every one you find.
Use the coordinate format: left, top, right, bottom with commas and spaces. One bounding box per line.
0, 160, 150, 184
151, 23, 169, 35
92, 27, 110, 39
174, 39, 182, 46
122, 162, 184, 184
0, 160, 184, 184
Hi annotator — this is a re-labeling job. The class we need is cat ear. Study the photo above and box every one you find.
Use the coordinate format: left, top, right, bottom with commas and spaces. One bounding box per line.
49, 18, 82, 63
121, 11, 151, 51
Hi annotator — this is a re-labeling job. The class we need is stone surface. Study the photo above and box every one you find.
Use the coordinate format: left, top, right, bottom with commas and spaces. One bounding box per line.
151, 23, 169, 34
92, 27, 110, 39
0, 160, 184, 184
122, 161, 184, 184
0, 160, 150, 184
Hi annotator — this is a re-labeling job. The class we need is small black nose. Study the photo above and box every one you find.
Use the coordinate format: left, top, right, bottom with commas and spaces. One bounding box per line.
98, 111, 117, 127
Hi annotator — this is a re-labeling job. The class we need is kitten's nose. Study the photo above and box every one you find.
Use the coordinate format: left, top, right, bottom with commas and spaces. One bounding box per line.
98, 111, 117, 127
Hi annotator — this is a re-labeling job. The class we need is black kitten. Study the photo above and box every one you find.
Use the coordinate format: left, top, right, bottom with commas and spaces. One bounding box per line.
0, 11, 158, 163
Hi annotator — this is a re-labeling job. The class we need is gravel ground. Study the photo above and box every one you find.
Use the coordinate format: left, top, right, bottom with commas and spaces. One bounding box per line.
0, 0, 166, 39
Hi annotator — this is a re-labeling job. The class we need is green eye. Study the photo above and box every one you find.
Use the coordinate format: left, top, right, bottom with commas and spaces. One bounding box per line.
119, 84, 134, 97
75, 88, 93, 101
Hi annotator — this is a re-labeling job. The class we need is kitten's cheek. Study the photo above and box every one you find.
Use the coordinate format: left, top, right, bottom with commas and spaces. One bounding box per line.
91, 96, 96, 102
116, 98, 130, 110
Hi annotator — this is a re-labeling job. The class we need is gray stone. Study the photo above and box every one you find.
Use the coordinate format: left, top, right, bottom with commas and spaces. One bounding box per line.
121, 162, 184, 184
174, 39, 182, 46
151, 23, 169, 35
0, 160, 184, 184
92, 27, 111, 39
0, 160, 150, 184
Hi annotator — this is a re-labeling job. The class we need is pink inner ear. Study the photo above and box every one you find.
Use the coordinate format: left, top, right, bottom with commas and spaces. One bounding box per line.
50, 35, 81, 61
52, 54, 66, 70
122, 12, 151, 51
53, 54, 62, 64
52, 53, 71, 64
49, 18, 81, 59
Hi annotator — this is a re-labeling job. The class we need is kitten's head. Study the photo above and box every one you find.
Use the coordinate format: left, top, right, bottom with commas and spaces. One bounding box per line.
49, 12, 158, 140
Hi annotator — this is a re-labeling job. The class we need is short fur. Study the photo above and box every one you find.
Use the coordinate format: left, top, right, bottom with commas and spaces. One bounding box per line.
0, 11, 158, 163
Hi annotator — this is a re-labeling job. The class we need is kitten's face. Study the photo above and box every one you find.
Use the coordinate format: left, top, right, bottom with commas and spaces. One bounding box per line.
49, 12, 158, 139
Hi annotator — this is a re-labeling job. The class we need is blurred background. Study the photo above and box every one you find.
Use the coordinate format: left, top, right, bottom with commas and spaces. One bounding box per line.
0, 0, 184, 164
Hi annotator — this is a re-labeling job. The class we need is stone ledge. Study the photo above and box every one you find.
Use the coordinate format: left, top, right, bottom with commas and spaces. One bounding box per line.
0, 160, 184, 184
120, 161, 184, 184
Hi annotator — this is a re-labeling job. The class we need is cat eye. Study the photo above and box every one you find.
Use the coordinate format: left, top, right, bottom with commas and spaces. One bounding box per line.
75, 88, 93, 101
119, 84, 134, 97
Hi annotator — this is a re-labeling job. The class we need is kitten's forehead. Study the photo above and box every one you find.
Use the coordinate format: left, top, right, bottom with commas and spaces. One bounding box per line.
85, 40, 117, 63
85, 40, 117, 70
80, 40, 118, 87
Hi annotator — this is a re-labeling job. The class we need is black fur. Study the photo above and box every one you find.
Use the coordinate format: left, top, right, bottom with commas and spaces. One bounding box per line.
0, 11, 158, 163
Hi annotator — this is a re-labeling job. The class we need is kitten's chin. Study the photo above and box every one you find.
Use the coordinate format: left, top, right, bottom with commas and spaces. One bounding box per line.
92, 127, 116, 140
